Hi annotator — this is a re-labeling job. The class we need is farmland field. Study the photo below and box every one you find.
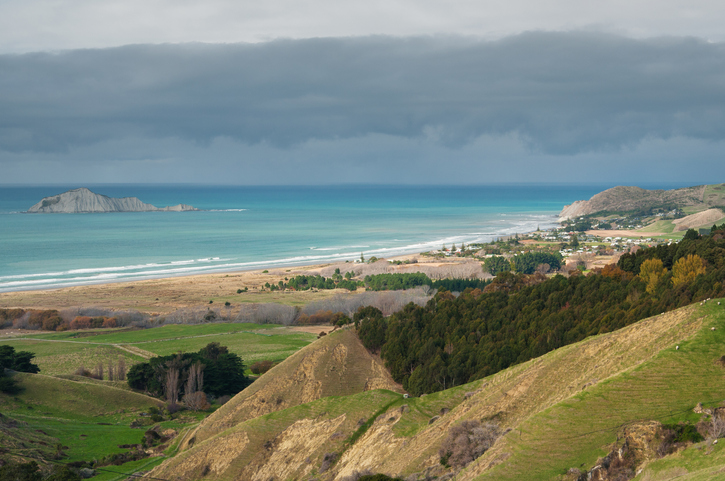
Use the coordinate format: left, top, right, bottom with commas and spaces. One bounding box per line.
0, 322, 317, 376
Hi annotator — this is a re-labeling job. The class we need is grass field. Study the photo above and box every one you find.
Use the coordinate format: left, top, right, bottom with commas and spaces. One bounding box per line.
0, 321, 319, 478
0, 322, 316, 376
638, 219, 677, 234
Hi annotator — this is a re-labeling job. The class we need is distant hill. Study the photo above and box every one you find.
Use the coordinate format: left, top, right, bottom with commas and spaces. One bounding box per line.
27, 187, 197, 213
559, 183, 725, 220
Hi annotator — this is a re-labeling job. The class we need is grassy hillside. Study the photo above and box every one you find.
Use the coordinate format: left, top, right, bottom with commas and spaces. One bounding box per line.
181, 328, 403, 450
704, 184, 725, 208
0, 373, 167, 480
147, 300, 725, 480
464, 299, 725, 480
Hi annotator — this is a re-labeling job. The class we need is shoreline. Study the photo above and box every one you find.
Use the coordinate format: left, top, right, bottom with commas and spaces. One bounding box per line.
0, 252, 483, 313
0, 221, 559, 294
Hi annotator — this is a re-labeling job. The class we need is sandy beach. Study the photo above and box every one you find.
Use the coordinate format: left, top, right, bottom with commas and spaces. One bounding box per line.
0, 253, 482, 314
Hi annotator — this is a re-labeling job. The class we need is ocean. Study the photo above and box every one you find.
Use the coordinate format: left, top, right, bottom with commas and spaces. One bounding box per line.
0, 184, 678, 293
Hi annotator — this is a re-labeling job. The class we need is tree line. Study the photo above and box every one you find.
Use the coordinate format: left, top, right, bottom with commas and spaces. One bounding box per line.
285, 271, 490, 293
483, 251, 562, 275
356, 225, 725, 396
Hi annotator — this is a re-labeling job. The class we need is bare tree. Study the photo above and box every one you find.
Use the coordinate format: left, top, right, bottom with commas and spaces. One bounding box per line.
166, 367, 180, 408
536, 263, 551, 275
439, 420, 500, 469
709, 414, 725, 440
116, 357, 127, 381
94, 362, 104, 380
183, 391, 211, 411
107, 361, 115, 381
571, 252, 596, 270
185, 362, 205, 396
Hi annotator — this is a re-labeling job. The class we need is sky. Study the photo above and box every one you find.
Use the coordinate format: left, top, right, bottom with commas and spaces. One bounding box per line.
1, 1, 724, 185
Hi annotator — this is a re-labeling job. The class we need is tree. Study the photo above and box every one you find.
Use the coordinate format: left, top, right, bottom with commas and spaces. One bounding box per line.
185, 361, 205, 396
200, 342, 228, 361
483, 256, 511, 276
165, 366, 180, 408
683, 228, 700, 240
672, 254, 706, 287
116, 357, 127, 381
639, 258, 667, 294
0, 346, 40, 373
570, 234, 580, 248
355, 306, 386, 353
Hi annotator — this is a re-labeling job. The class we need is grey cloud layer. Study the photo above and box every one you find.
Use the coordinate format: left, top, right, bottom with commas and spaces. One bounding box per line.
2, 32, 724, 156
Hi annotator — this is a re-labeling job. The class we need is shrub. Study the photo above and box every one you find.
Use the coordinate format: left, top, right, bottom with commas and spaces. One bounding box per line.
708, 414, 725, 440
439, 420, 500, 469
319, 452, 338, 473
28, 310, 62, 330
250, 360, 274, 375
102, 317, 117, 328
662, 422, 704, 444
41, 315, 63, 331
0, 375, 23, 395
71, 316, 92, 330
74, 365, 92, 377
183, 391, 211, 411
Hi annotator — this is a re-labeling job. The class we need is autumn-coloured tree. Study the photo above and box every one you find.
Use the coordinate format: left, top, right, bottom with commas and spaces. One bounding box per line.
102, 317, 117, 328
672, 254, 706, 287
639, 258, 668, 294
600, 264, 633, 281
71, 316, 92, 330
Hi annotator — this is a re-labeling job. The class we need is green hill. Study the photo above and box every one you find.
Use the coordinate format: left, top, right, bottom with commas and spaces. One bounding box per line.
0, 373, 165, 478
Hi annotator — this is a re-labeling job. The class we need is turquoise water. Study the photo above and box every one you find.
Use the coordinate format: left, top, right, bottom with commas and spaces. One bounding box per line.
0, 184, 671, 292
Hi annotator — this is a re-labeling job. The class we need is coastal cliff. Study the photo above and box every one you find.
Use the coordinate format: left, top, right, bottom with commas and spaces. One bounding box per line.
27, 188, 198, 213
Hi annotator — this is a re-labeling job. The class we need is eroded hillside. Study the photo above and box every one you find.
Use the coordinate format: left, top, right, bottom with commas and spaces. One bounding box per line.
178, 328, 402, 451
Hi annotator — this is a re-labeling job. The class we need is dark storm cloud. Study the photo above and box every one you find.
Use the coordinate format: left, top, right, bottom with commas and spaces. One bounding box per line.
1, 32, 724, 156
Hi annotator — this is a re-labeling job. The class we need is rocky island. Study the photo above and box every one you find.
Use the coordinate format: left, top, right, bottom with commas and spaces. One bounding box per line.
27, 188, 198, 213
